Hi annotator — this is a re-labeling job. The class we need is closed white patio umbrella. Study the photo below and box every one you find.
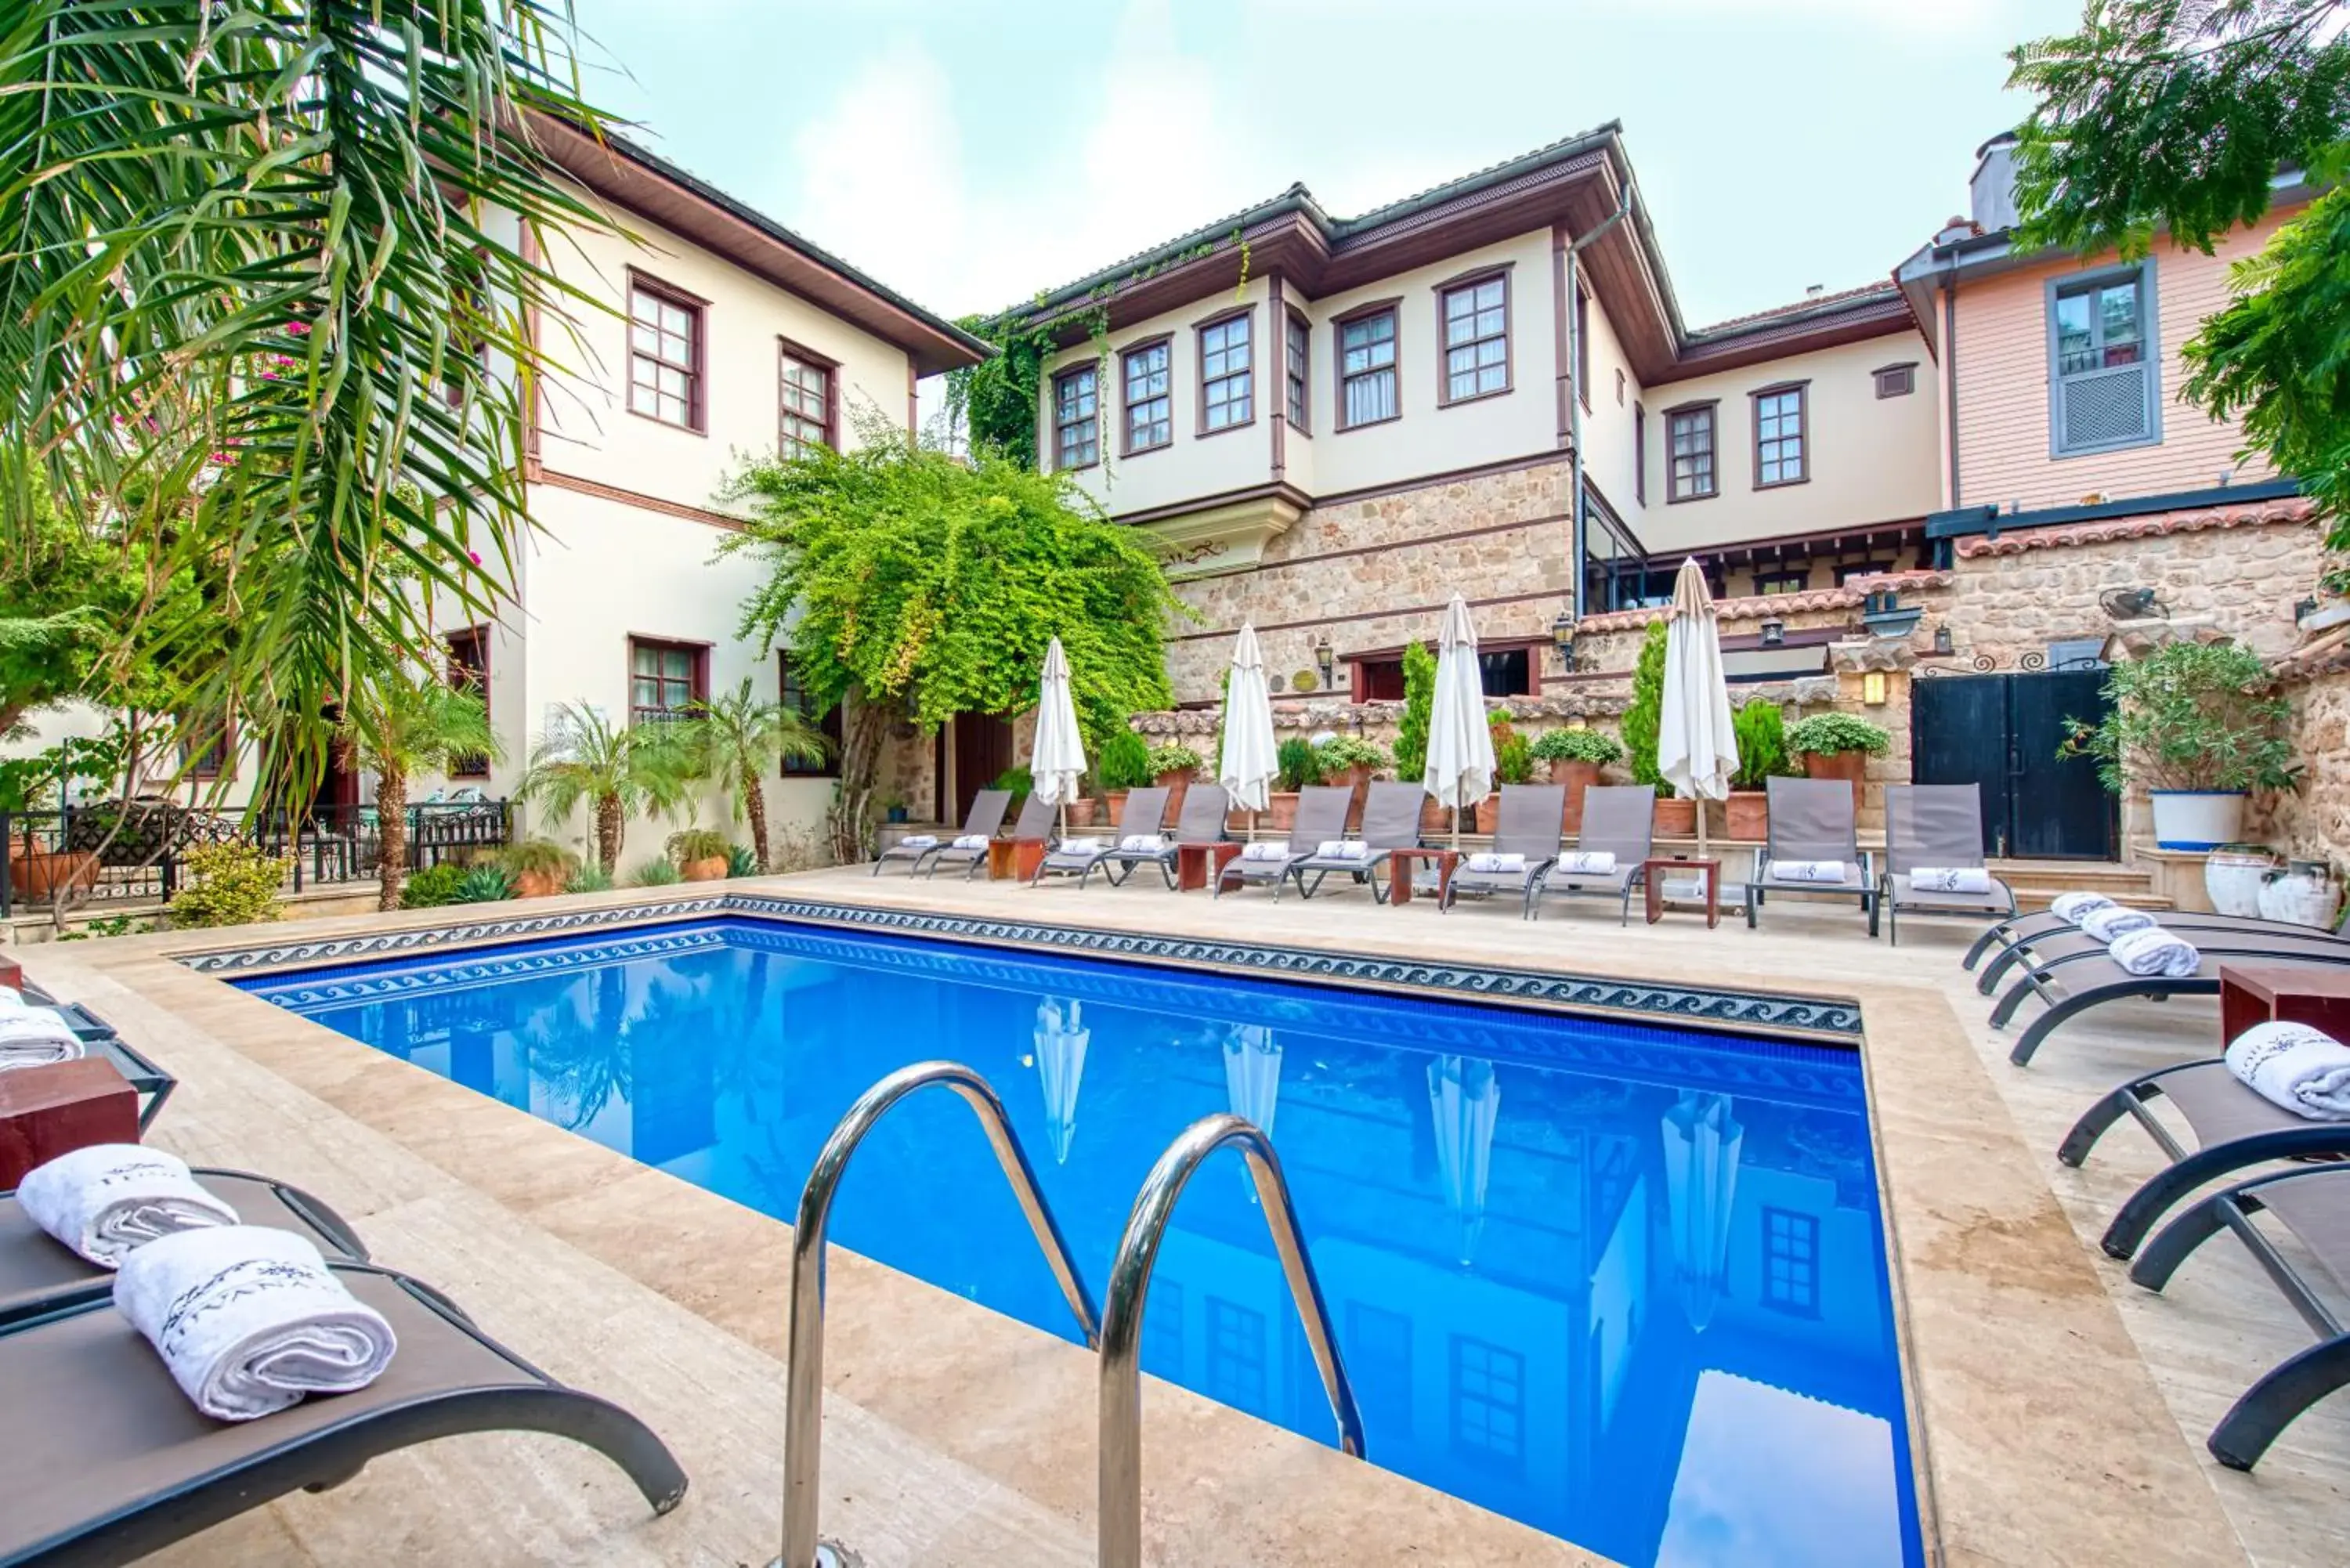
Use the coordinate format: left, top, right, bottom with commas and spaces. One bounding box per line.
1658, 557, 1739, 881
1030, 636, 1089, 837
1219, 623, 1278, 817
1661, 1090, 1744, 1332
1423, 594, 1496, 849
1428, 1054, 1502, 1266
1033, 997, 1088, 1165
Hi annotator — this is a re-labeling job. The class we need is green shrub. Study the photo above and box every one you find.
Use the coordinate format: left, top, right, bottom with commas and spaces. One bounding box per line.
1275, 735, 1325, 790
1730, 700, 1793, 789
1621, 621, 1670, 794
454, 864, 516, 904
989, 764, 1033, 799
666, 826, 731, 865
1144, 742, 1202, 775
1096, 729, 1155, 792
1488, 714, 1535, 785
1392, 641, 1437, 783
1786, 712, 1893, 758
1529, 727, 1622, 765
1315, 734, 1390, 772
725, 844, 758, 877
499, 836, 578, 880
60, 914, 146, 941
631, 858, 683, 887
2058, 639, 2296, 793
563, 865, 614, 894
168, 843, 290, 929
399, 862, 468, 909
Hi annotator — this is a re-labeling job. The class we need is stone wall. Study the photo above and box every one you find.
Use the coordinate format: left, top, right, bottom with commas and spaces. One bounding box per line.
2250, 632, 2350, 869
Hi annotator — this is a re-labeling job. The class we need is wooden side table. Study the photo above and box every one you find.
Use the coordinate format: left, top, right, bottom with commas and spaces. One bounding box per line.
988, 839, 1047, 882
1643, 857, 1722, 928
0, 1057, 139, 1187
1388, 847, 1462, 906
1177, 841, 1245, 892
2218, 964, 2350, 1045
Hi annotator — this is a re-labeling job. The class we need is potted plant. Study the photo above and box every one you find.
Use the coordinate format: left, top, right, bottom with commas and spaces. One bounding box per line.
667, 826, 734, 882
1270, 735, 1324, 830
1095, 728, 1153, 824
1726, 699, 1791, 841
1786, 712, 1892, 813
1390, 641, 1447, 833
0, 735, 120, 901
880, 795, 909, 825
1145, 742, 1203, 818
1529, 727, 1622, 834
1618, 620, 1696, 834
1476, 715, 1536, 833
2057, 640, 2295, 851
500, 836, 579, 898
1314, 734, 1390, 828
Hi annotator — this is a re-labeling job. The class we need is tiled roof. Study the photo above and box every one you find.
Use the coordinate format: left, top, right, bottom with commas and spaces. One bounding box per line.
1574, 569, 1951, 633
1955, 497, 2315, 557
1690, 281, 1900, 337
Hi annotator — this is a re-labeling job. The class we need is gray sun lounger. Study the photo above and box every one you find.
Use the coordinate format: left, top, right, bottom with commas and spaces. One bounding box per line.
1441, 786, 1564, 915
1032, 787, 1168, 887
2130, 1162, 2350, 1470
1, 1169, 369, 1330
1744, 777, 1875, 931
0, 1260, 686, 1566
1878, 784, 2016, 945
1998, 948, 2350, 1066
870, 789, 1013, 879
1291, 782, 1425, 901
1978, 917, 2350, 998
1965, 904, 2350, 974
1214, 787, 1354, 898
1101, 784, 1231, 888
1528, 786, 1656, 924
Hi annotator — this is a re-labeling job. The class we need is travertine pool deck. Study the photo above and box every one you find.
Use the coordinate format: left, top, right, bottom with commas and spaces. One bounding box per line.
15, 867, 2345, 1566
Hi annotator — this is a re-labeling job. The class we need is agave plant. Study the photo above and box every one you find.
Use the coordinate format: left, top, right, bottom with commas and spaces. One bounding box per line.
452, 863, 515, 904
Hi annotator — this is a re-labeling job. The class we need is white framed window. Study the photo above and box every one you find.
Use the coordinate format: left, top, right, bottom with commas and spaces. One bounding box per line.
1438, 272, 1509, 404
1752, 383, 1807, 488
1198, 312, 1253, 433
1336, 304, 1400, 430
1053, 364, 1098, 470
2048, 260, 2160, 457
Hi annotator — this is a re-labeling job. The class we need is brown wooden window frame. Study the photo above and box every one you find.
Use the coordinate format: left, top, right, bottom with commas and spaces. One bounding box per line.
180, 713, 236, 781
778, 651, 843, 779
1576, 282, 1593, 410
1752, 381, 1810, 490
1052, 362, 1100, 471
778, 338, 839, 458
1752, 569, 1810, 597
444, 625, 492, 779
1434, 265, 1513, 409
627, 635, 710, 727
625, 269, 707, 434
1195, 306, 1256, 438
1333, 298, 1402, 433
1665, 400, 1719, 503
1633, 402, 1647, 506
1873, 362, 1917, 399
1284, 309, 1311, 435
1120, 336, 1173, 457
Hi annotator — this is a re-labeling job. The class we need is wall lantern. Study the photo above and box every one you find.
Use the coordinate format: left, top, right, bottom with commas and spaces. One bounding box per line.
1861, 670, 1889, 706
1314, 634, 1335, 688
1932, 623, 1954, 656
1550, 609, 1578, 670
1759, 616, 1787, 648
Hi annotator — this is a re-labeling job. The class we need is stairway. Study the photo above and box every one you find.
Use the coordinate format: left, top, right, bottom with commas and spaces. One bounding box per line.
1989, 858, 2171, 914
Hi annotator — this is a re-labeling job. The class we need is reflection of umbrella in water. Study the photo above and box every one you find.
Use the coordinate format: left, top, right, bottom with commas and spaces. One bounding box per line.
1661, 1091, 1744, 1333
1427, 1054, 1501, 1266
1222, 1024, 1282, 1134
1034, 997, 1089, 1164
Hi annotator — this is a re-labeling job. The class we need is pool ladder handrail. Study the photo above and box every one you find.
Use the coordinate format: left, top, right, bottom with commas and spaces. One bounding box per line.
773, 1060, 1101, 1568
1098, 1112, 1367, 1568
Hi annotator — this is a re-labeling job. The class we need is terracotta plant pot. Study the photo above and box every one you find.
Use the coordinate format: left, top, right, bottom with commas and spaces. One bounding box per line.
1420, 797, 1454, 837
1102, 789, 1128, 823
1654, 797, 1697, 837
1264, 792, 1299, 832
1065, 797, 1100, 828
1802, 750, 1868, 814
1474, 796, 1501, 836
1155, 768, 1191, 821
680, 856, 730, 883
514, 869, 564, 898
8, 850, 98, 900
1723, 791, 1769, 842
1550, 760, 1601, 835
1338, 764, 1375, 829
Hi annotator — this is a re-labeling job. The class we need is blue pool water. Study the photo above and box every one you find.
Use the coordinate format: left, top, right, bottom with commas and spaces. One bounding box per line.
237, 917, 1921, 1567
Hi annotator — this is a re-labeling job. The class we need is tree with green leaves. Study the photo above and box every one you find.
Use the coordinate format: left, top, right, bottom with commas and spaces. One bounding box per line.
522, 703, 696, 875
721, 425, 1179, 862
1621, 621, 1670, 795
685, 678, 830, 873
2008, 0, 2350, 565
1392, 641, 1438, 786
338, 674, 501, 910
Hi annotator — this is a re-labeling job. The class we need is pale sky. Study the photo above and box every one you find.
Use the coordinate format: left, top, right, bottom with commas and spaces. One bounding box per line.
568, 0, 2084, 331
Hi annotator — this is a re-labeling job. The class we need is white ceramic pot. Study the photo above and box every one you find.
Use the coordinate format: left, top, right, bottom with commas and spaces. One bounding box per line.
2149, 790, 2246, 852
2258, 863, 2345, 931
2204, 845, 2281, 918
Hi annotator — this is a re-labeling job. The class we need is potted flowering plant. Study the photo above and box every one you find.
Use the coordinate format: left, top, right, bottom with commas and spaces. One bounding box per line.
2058, 640, 2295, 850
1095, 728, 1153, 824
1145, 742, 1203, 818
1725, 699, 1793, 840
1785, 712, 1891, 814
1476, 715, 1537, 833
1529, 727, 1621, 834
1269, 735, 1325, 830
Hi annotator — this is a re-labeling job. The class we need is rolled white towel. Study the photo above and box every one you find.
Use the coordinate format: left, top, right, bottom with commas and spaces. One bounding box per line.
1907, 866, 1991, 895
0, 985, 26, 1010
1241, 840, 1290, 862
896, 834, 938, 850
1661, 876, 1711, 903
1118, 833, 1166, 854
16, 1144, 239, 1266
951, 834, 990, 851
0, 1006, 86, 1071
1465, 852, 1526, 874
114, 1226, 396, 1421
1058, 836, 1107, 855
2080, 905, 2157, 943
2227, 1021, 2350, 1120
2107, 925, 2200, 978
1767, 859, 1849, 884
1556, 851, 1618, 876
1314, 840, 1371, 861
2050, 891, 2117, 925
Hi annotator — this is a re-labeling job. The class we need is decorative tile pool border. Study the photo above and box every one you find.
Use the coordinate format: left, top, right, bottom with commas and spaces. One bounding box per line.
181, 892, 1863, 1042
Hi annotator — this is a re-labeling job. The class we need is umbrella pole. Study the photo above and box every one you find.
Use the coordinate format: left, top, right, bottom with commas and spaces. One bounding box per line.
1695, 797, 1710, 901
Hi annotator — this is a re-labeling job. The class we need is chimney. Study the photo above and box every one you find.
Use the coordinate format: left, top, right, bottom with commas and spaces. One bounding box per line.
1804, 284, 1824, 298
1970, 131, 2019, 233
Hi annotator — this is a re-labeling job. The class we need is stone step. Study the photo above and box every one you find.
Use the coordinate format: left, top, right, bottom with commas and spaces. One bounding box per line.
2009, 886, 2175, 915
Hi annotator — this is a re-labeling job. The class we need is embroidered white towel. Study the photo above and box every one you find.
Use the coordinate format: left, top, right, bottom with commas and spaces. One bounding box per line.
897, 834, 938, 850
2080, 905, 2157, 943
1465, 852, 1526, 874
951, 834, 990, 851
1767, 859, 1849, 884
1556, 851, 1618, 876
1058, 836, 1106, 854
2050, 891, 2117, 924
1907, 866, 1991, 895
16, 1144, 239, 1266
1315, 840, 1371, 861
0, 1006, 84, 1071
2108, 926, 2200, 978
2226, 1021, 2350, 1119
114, 1226, 396, 1421
1118, 833, 1166, 853
1241, 840, 1290, 862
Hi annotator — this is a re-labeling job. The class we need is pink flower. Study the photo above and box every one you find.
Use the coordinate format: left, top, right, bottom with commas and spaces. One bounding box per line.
285, 321, 309, 336
468, 550, 482, 565
260, 370, 278, 380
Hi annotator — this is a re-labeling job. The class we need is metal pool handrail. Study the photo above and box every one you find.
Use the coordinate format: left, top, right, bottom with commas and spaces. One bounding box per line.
776, 1060, 1101, 1568
1098, 1114, 1365, 1568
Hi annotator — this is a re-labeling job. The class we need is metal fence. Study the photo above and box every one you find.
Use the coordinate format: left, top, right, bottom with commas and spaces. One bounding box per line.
0, 799, 512, 918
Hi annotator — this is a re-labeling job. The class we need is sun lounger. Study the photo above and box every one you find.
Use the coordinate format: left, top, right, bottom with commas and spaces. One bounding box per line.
1441, 786, 1564, 915
1101, 784, 1231, 888
1, 1167, 370, 1330
1290, 782, 1425, 902
1032, 787, 1168, 888
870, 789, 1012, 878
0, 1260, 686, 1566
1976, 915, 2350, 995
1996, 948, 2350, 1065
1878, 784, 2016, 945
1964, 905, 2350, 975
1744, 778, 1874, 930
1528, 786, 1656, 924
1216, 787, 1353, 899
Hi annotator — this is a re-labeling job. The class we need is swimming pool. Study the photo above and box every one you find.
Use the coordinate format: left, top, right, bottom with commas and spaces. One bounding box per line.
234, 915, 1921, 1568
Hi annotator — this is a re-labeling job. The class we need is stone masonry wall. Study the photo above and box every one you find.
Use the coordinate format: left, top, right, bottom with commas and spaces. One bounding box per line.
2249, 634, 2350, 870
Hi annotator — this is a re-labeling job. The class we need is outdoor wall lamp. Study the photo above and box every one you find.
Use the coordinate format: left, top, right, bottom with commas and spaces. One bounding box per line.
1550, 609, 1578, 670
1932, 623, 1954, 656
1759, 616, 1786, 648
1861, 670, 1889, 706
1313, 634, 1335, 688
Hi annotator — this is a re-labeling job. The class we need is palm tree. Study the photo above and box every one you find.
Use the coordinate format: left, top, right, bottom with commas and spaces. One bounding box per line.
522, 703, 694, 875
339, 674, 501, 911
685, 679, 830, 873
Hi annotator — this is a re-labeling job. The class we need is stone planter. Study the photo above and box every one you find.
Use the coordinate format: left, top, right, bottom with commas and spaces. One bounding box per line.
2260, 862, 2344, 929
1802, 750, 1868, 814
2149, 789, 2245, 852
1654, 797, 1697, 837
1549, 760, 1601, 835
1065, 797, 1100, 829
8, 850, 98, 900
1723, 791, 1769, 843
2204, 845, 2280, 917
681, 855, 730, 883
1155, 768, 1192, 822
